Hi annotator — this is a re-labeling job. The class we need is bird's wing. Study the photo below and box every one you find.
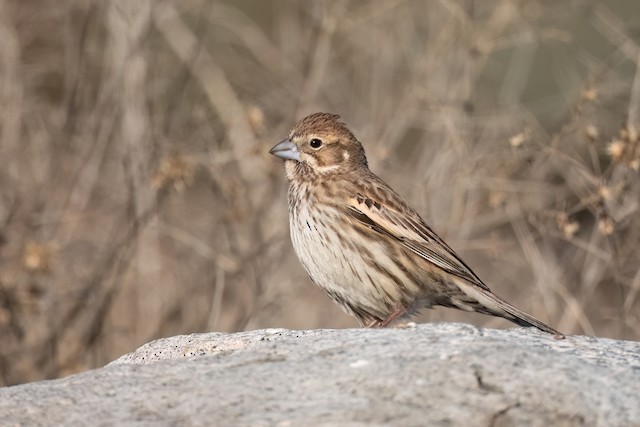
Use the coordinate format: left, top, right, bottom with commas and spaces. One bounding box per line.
347, 192, 490, 291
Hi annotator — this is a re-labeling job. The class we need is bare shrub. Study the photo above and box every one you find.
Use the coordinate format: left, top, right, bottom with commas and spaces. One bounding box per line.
0, 0, 638, 385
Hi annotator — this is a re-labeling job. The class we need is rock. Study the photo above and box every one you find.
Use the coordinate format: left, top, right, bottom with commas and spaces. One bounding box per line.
0, 323, 638, 426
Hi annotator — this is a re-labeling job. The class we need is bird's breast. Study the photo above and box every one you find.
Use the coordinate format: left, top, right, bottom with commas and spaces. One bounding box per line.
286, 183, 418, 319
288, 192, 347, 287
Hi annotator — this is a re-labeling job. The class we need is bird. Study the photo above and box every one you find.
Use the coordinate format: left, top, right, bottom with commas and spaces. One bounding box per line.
270, 112, 564, 338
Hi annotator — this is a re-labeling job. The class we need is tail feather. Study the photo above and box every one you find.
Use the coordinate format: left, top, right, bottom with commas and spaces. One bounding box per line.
493, 297, 564, 338
456, 281, 565, 339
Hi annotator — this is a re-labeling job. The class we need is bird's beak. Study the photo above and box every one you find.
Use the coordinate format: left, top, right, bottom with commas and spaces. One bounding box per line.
269, 138, 301, 162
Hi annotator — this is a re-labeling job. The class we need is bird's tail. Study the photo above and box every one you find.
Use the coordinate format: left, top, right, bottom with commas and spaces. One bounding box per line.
457, 281, 565, 339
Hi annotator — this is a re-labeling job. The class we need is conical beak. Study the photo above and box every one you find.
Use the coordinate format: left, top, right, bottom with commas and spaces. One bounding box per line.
269, 138, 301, 162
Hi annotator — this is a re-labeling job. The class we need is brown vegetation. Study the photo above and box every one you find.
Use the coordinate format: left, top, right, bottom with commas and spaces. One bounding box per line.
0, 0, 638, 386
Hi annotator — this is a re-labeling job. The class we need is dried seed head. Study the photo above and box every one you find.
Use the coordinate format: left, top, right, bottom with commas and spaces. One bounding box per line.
488, 191, 507, 208
377, 145, 390, 161
597, 185, 613, 202
598, 215, 615, 236
556, 212, 568, 227
22, 241, 55, 274
152, 153, 196, 192
582, 88, 598, 101
563, 221, 580, 239
607, 139, 625, 161
556, 212, 579, 239
585, 125, 599, 141
509, 132, 528, 148
247, 105, 266, 134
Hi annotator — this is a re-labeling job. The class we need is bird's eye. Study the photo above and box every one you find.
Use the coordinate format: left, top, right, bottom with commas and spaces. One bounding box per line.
309, 138, 323, 149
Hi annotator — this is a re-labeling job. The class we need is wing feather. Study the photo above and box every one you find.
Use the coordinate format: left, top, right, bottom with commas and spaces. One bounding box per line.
347, 192, 490, 291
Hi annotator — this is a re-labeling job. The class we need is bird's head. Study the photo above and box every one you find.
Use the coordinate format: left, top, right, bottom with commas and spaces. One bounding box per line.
270, 113, 368, 179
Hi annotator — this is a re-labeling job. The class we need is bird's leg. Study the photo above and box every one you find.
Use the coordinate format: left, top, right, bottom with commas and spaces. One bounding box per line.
379, 306, 408, 328
365, 319, 382, 328
364, 307, 409, 328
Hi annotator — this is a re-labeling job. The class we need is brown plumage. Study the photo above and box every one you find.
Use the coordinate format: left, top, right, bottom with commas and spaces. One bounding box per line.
270, 112, 564, 338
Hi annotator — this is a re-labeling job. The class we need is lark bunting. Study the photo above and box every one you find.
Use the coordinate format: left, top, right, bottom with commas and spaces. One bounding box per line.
270, 112, 563, 338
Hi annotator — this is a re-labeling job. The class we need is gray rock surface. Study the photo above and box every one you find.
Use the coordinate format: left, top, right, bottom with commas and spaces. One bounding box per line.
0, 323, 638, 426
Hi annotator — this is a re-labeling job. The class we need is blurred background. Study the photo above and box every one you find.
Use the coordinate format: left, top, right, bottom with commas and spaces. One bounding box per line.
0, 0, 639, 386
